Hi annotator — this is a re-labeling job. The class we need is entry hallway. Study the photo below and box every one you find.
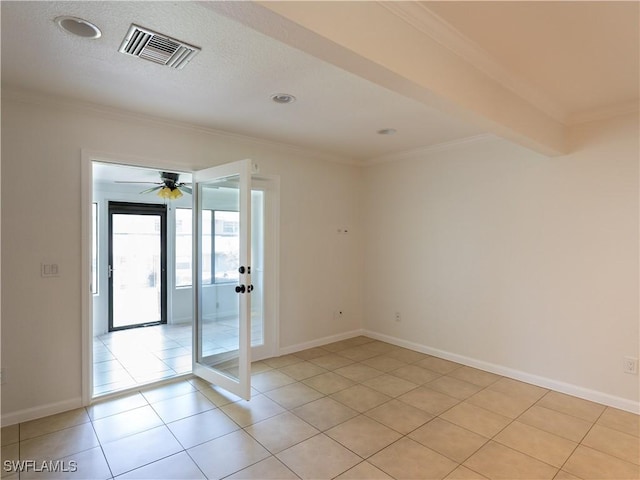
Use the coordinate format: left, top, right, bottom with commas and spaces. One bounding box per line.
2, 337, 639, 479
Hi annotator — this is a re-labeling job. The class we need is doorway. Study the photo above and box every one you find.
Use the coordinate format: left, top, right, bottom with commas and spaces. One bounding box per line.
85, 156, 279, 401
108, 201, 167, 331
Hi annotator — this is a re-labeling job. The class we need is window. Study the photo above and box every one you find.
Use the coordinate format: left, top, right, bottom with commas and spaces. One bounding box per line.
175, 208, 194, 287
213, 211, 239, 283
175, 208, 239, 286
91, 202, 98, 294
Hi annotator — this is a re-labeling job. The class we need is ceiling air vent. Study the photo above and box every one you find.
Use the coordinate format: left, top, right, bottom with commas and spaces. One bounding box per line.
119, 24, 200, 70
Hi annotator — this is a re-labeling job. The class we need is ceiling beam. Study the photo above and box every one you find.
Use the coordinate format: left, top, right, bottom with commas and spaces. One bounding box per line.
207, 1, 567, 157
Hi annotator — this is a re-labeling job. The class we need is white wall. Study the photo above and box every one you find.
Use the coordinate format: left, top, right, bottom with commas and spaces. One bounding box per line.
363, 113, 639, 411
1, 92, 363, 421
2, 89, 637, 422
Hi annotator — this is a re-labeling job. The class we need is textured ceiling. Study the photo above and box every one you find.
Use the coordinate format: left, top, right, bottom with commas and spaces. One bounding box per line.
1, 1, 637, 165
0, 1, 483, 162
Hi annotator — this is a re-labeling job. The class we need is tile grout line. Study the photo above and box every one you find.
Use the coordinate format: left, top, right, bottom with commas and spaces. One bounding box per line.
89, 385, 182, 478
85, 412, 116, 480
158, 405, 209, 480
361, 365, 567, 478
420, 376, 568, 477
242, 352, 423, 479
553, 406, 608, 478
268, 360, 462, 479
104, 385, 209, 478
512, 391, 578, 478
405, 375, 497, 477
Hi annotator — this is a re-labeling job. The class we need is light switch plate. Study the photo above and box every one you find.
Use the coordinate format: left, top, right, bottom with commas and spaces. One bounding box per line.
41, 263, 60, 277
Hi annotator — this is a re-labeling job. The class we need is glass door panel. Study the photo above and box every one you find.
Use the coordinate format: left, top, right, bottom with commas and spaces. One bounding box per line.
193, 160, 252, 400
250, 190, 265, 349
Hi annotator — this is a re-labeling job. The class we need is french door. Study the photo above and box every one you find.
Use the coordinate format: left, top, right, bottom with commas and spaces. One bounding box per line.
108, 202, 167, 331
192, 159, 253, 400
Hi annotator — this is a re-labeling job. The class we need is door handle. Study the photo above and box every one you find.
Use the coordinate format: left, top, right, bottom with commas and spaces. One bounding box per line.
108, 265, 113, 278
235, 285, 254, 294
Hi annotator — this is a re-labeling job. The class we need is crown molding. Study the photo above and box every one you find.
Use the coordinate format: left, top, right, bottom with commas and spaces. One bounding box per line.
567, 100, 639, 125
363, 134, 498, 166
1, 87, 361, 167
379, 2, 568, 125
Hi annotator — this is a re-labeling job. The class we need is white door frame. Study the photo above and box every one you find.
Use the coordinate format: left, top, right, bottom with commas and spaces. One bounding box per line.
250, 174, 280, 362
80, 150, 279, 404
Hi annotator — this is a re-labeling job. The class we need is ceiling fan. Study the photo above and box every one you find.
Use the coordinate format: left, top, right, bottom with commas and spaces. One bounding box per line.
116, 171, 192, 200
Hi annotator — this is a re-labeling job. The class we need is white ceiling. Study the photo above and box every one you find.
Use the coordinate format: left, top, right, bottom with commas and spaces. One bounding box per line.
0, 1, 482, 163
426, 1, 639, 120
2, 1, 638, 167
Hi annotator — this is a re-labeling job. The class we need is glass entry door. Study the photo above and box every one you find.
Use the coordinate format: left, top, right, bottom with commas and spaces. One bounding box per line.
193, 160, 252, 400
108, 202, 167, 331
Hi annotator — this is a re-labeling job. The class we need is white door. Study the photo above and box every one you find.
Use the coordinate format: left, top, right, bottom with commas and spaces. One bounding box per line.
192, 159, 252, 400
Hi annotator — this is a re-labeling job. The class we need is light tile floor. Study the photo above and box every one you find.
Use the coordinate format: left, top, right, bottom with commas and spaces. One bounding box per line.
4, 336, 639, 479
93, 324, 195, 396
94, 319, 264, 397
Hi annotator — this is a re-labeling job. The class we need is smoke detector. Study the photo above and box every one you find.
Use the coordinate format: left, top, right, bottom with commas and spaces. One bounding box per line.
119, 24, 200, 70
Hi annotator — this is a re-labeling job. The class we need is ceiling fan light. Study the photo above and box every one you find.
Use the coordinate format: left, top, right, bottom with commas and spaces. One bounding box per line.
157, 187, 172, 199
157, 186, 183, 200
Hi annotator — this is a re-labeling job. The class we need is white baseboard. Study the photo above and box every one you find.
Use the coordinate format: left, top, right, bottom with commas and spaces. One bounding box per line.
278, 329, 365, 356
169, 317, 192, 325
363, 330, 640, 415
5, 330, 636, 426
2, 397, 84, 427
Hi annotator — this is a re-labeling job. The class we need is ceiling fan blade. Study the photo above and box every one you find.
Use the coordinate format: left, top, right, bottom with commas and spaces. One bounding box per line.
115, 181, 162, 184
179, 186, 192, 195
140, 185, 163, 194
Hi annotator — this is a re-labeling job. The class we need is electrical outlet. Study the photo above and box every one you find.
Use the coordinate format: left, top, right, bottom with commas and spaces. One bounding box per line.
623, 356, 638, 375
394, 312, 401, 323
